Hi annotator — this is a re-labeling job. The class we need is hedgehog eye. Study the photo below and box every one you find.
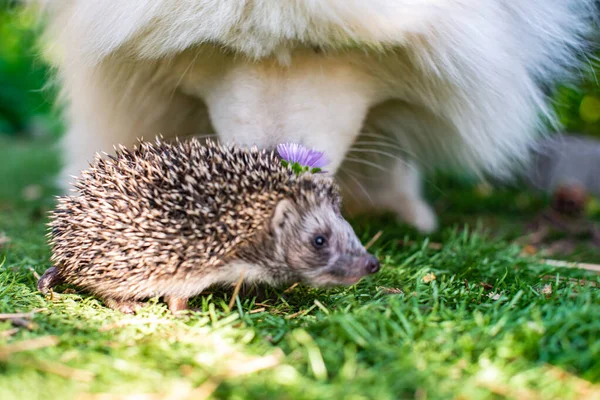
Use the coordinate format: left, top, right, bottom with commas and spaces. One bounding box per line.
312, 235, 327, 249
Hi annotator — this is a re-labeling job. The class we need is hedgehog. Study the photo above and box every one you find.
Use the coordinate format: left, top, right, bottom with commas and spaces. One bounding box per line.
37, 138, 380, 313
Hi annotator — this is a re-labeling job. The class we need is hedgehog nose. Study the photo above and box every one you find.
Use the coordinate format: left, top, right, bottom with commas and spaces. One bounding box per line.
364, 255, 380, 275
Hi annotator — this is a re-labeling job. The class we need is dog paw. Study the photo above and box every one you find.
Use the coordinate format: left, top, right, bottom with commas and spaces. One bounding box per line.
395, 198, 438, 234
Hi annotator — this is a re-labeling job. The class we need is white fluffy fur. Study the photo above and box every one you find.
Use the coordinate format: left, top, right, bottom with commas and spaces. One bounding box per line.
32, 0, 595, 232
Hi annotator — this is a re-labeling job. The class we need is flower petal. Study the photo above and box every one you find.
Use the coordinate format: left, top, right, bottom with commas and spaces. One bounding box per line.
277, 143, 330, 170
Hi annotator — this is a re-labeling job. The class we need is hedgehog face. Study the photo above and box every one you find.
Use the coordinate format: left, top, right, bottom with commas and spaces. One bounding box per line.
270, 199, 380, 287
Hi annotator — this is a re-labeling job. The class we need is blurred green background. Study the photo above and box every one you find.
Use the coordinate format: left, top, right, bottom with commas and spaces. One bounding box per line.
0, 1, 62, 139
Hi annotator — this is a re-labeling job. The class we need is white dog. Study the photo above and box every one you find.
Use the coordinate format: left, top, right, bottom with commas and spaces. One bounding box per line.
32, 0, 596, 232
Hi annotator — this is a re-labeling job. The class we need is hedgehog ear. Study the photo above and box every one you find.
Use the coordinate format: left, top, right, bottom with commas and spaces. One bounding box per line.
271, 199, 299, 235
332, 197, 342, 216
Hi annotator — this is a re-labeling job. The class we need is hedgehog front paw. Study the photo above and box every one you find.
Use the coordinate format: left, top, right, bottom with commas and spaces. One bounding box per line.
37, 266, 64, 295
103, 298, 145, 314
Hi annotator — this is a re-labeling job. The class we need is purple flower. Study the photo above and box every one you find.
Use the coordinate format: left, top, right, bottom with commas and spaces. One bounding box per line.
276, 143, 330, 171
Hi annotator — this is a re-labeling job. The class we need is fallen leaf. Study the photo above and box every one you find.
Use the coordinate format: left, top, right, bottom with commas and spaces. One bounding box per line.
521, 245, 538, 256
377, 286, 404, 295
487, 293, 501, 301
422, 273, 436, 283
541, 284, 552, 296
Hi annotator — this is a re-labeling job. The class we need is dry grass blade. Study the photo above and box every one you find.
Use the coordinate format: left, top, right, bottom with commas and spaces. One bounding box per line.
17, 359, 95, 382
398, 240, 443, 250
224, 350, 283, 377
254, 303, 273, 308
249, 307, 266, 314
0, 335, 59, 360
541, 275, 599, 287
186, 379, 220, 400
0, 328, 19, 338
285, 304, 317, 320
0, 312, 34, 320
27, 266, 41, 280
228, 268, 246, 310
364, 230, 383, 250
543, 259, 600, 274
284, 282, 299, 293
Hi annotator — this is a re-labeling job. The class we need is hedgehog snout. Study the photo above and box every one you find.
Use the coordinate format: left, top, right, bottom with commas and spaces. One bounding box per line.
361, 254, 380, 275
337, 253, 380, 277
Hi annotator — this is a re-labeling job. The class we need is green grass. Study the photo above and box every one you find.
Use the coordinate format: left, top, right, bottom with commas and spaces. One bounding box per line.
1, 136, 600, 400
